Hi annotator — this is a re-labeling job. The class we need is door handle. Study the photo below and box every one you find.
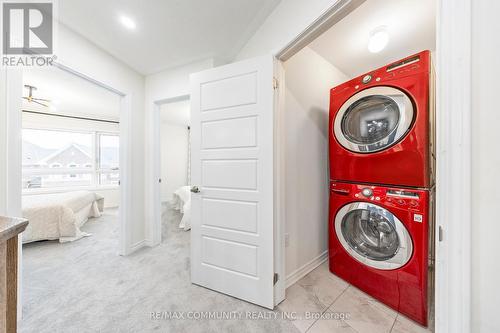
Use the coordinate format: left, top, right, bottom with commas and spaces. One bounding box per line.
191, 186, 200, 193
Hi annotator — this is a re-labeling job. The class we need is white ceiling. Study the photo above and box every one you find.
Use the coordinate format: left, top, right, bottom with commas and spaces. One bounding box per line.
57, 0, 281, 75
23, 66, 121, 120
309, 0, 436, 78
160, 99, 190, 126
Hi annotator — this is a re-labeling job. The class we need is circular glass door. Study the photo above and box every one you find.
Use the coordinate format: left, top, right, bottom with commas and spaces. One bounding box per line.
334, 202, 413, 270
333, 86, 414, 153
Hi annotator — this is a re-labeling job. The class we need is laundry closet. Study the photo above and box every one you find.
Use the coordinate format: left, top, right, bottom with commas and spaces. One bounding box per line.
280, 0, 436, 327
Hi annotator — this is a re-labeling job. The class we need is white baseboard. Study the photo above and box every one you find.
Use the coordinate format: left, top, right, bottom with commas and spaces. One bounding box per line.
128, 239, 147, 254
285, 250, 329, 288
144, 238, 161, 248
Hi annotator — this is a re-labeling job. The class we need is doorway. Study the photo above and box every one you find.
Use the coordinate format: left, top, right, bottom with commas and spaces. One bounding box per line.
151, 95, 191, 245
2, 62, 134, 322
17, 63, 130, 249
159, 97, 192, 237
275, 0, 436, 330
277, 0, 435, 280
18, 64, 125, 326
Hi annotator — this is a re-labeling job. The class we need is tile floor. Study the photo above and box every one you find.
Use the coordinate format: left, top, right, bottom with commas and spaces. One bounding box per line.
280, 261, 431, 333
21, 204, 432, 333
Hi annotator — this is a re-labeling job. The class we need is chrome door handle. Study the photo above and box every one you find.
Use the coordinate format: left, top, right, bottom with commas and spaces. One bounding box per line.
190, 186, 200, 193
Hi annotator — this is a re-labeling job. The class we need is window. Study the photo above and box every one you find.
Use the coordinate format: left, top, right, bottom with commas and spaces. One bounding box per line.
22, 129, 119, 190
97, 134, 120, 186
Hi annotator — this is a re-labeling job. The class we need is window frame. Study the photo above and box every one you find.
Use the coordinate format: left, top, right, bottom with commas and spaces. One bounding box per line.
96, 132, 120, 186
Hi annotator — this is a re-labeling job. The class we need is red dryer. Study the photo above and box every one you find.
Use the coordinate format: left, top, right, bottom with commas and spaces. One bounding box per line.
329, 181, 431, 326
329, 50, 434, 188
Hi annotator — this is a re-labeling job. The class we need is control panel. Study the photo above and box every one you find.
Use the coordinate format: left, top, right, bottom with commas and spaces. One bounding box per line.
330, 182, 425, 212
330, 51, 429, 97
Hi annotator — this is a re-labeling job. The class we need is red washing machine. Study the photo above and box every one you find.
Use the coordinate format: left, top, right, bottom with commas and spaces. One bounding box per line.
329, 50, 434, 188
329, 181, 432, 326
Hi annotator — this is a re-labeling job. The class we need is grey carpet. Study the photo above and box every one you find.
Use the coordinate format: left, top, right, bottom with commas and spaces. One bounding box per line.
20, 204, 299, 333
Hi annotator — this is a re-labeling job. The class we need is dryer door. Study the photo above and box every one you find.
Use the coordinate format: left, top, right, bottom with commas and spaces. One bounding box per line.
333, 86, 414, 153
335, 202, 413, 270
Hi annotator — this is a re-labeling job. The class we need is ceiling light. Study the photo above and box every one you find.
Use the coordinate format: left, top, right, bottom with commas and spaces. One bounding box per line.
368, 26, 389, 53
119, 15, 136, 30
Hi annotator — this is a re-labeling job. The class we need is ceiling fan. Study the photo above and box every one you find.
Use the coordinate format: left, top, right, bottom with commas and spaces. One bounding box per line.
23, 85, 51, 107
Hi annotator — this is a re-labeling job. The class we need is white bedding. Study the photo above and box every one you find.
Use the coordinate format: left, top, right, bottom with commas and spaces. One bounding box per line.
172, 186, 191, 231
22, 191, 104, 243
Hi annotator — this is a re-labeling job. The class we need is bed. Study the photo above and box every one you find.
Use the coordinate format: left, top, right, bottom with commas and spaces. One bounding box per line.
22, 191, 104, 243
171, 186, 191, 231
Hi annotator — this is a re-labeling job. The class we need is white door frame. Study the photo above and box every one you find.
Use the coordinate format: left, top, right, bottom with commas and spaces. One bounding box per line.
149, 94, 190, 246
2, 63, 134, 256
273, 0, 472, 331
273, 60, 286, 305
1, 67, 23, 321
434, 0, 471, 332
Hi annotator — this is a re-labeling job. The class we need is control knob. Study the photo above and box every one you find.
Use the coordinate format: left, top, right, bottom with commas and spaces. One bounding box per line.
361, 188, 373, 198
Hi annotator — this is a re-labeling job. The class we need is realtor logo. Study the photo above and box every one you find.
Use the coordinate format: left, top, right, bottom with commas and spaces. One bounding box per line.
2, 2, 53, 55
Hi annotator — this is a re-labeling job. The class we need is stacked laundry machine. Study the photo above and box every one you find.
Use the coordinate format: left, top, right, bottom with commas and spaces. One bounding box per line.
328, 50, 435, 326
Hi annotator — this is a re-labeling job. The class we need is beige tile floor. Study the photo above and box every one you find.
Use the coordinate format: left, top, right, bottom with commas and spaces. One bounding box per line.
281, 262, 432, 333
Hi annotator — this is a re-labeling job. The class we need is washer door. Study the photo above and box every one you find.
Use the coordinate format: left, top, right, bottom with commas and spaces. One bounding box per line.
333, 86, 414, 153
335, 202, 413, 270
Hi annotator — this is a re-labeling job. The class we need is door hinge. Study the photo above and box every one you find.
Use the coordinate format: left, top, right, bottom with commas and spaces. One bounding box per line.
438, 226, 443, 242
273, 273, 279, 285
273, 77, 279, 90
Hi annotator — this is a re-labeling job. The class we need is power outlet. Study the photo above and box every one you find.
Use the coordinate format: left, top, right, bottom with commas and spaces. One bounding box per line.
285, 233, 290, 247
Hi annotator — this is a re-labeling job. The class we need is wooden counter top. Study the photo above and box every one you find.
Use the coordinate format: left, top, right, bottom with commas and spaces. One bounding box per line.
0, 217, 28, 244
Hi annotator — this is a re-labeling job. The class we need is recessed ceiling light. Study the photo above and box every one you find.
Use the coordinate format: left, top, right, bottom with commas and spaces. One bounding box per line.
119, 15, 136, 30
368, 26, 389, 53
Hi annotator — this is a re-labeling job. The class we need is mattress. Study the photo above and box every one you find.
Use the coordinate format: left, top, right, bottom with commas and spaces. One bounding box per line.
22, 191, 104, 243
172, 186, 191, 231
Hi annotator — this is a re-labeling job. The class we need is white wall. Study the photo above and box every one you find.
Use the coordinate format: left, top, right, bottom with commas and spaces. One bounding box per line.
160, 123, 189, 202
145, 59, 214, 102
471, 1, 500, 332
144, 59, 213, 243
236, 0, 339, 60
283, 47, 349, 277
0, 22, 146, 250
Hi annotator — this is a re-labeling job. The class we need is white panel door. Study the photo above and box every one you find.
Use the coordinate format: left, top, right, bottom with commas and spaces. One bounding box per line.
190, 55, 275, 309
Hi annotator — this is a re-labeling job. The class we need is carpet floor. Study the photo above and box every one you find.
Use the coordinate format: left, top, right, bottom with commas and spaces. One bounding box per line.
20, 205, 299, 333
